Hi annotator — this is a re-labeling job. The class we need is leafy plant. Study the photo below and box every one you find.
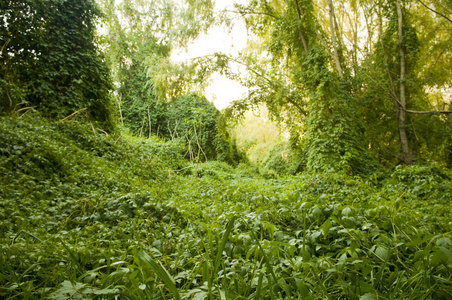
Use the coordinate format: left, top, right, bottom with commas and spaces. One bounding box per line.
1, 110, 451, 300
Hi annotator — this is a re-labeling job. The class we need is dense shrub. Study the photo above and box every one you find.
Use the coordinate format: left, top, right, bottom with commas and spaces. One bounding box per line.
161, 93, 246, 165
0, 0, 115, 130
260, 140, 306, 176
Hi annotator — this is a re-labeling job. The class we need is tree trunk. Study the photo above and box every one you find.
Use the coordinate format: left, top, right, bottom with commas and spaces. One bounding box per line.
327, 0, 344, 79
293, 0, 309, 54
396, 0, 413, 165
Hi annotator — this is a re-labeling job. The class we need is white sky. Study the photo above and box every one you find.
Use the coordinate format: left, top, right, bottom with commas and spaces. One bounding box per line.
171, 0, 248, 109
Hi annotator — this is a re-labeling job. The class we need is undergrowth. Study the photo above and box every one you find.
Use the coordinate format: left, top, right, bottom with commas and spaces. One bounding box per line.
1, 114, 451, 299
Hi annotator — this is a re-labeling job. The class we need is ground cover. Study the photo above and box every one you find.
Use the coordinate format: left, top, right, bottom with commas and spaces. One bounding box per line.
1, 114, 451, 299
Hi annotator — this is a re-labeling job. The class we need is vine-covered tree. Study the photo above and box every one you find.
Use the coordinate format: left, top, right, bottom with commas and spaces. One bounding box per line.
1, 0, 115, 130
361, 0, 452, 166
95, 0, 244, 165
161, 93, 245, 164
215, 0, 452, 171
221, 0, 375, 173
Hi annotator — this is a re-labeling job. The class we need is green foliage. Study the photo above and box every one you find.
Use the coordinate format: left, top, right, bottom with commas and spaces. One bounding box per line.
97, 0, 223, 137
231, 104, 306, 176
195, 161, 258, 181
233, 105, 280, 152
96, 0, 243, 166
222, 0, 452, 170
2, 0, 452, 298
161, 93, 246, 165
162, 94, 218, 158
260, 139, 306, 177
224, 0, 380, 174
97, 0, 172, 137
1, 0, 115, 130
385, 164, 452, 202
117, 40, 168, 137
214, 114, 247, 166
359, 0, 424, 166
298, 45, 378, 175
0, 112, 186, 206
1, 114, 452, 299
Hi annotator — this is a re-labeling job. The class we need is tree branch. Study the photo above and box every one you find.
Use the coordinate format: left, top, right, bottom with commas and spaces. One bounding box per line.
422, 39, 452, 85
406, 109, 452, 114
287, 98, 307, 116
417, 0, 452, 24
225, 10, 279, 19
205, 54, 307, 116
364, 71, 452, 115
359, 63, 452, 115
293, 0, 309, 54
386, 149, 406, 163
327, 0, 344, 79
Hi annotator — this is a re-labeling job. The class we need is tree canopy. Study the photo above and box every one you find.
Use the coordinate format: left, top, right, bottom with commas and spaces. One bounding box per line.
214, 0, 452, 172
2, 0, 452, 171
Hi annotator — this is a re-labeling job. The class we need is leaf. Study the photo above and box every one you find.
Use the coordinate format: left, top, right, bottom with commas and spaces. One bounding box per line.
360, 292, 377, 300
255, 272, 264, 299
193, 291, 208, 300
93, 288, 119, 295
213, 216, 236, 275
298, 282, 310, 297
439, 246, 452, 262
50, 281, 87, 299
137, 250, 180, 300
251, 231, 285, 294
431, 247, 452, 267
219, 289, 226, 300
436, 237, 452, 247
103, 268, 130, 285
375, 246, 389, 261
322, 218, 332, 237
342, 207, 352, 217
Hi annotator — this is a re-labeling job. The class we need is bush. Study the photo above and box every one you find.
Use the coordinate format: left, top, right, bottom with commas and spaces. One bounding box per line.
1, 0, 115, 130
259, 140, 306, 176
162, 93, 246, 166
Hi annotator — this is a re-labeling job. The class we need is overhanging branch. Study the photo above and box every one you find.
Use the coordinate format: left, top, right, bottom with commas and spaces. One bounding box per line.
224, 10, 279, 19
287, 98, 307, 116
417, 0, 452, 24
406, 109, 452, 114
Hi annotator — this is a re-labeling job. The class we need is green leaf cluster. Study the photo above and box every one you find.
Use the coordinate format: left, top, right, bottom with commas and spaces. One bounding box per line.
1, 0, 115, 130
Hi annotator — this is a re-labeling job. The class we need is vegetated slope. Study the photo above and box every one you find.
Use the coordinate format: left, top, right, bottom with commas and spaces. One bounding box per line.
1, 114, 451, 299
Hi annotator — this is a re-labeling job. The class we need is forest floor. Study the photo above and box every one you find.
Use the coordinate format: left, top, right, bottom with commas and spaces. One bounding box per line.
1, 114, 451, 299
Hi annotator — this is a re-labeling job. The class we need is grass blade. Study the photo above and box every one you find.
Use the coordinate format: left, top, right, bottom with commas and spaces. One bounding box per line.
255, 272, 264, 299
213, 216, 236, 276
137, 249, 180, 300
